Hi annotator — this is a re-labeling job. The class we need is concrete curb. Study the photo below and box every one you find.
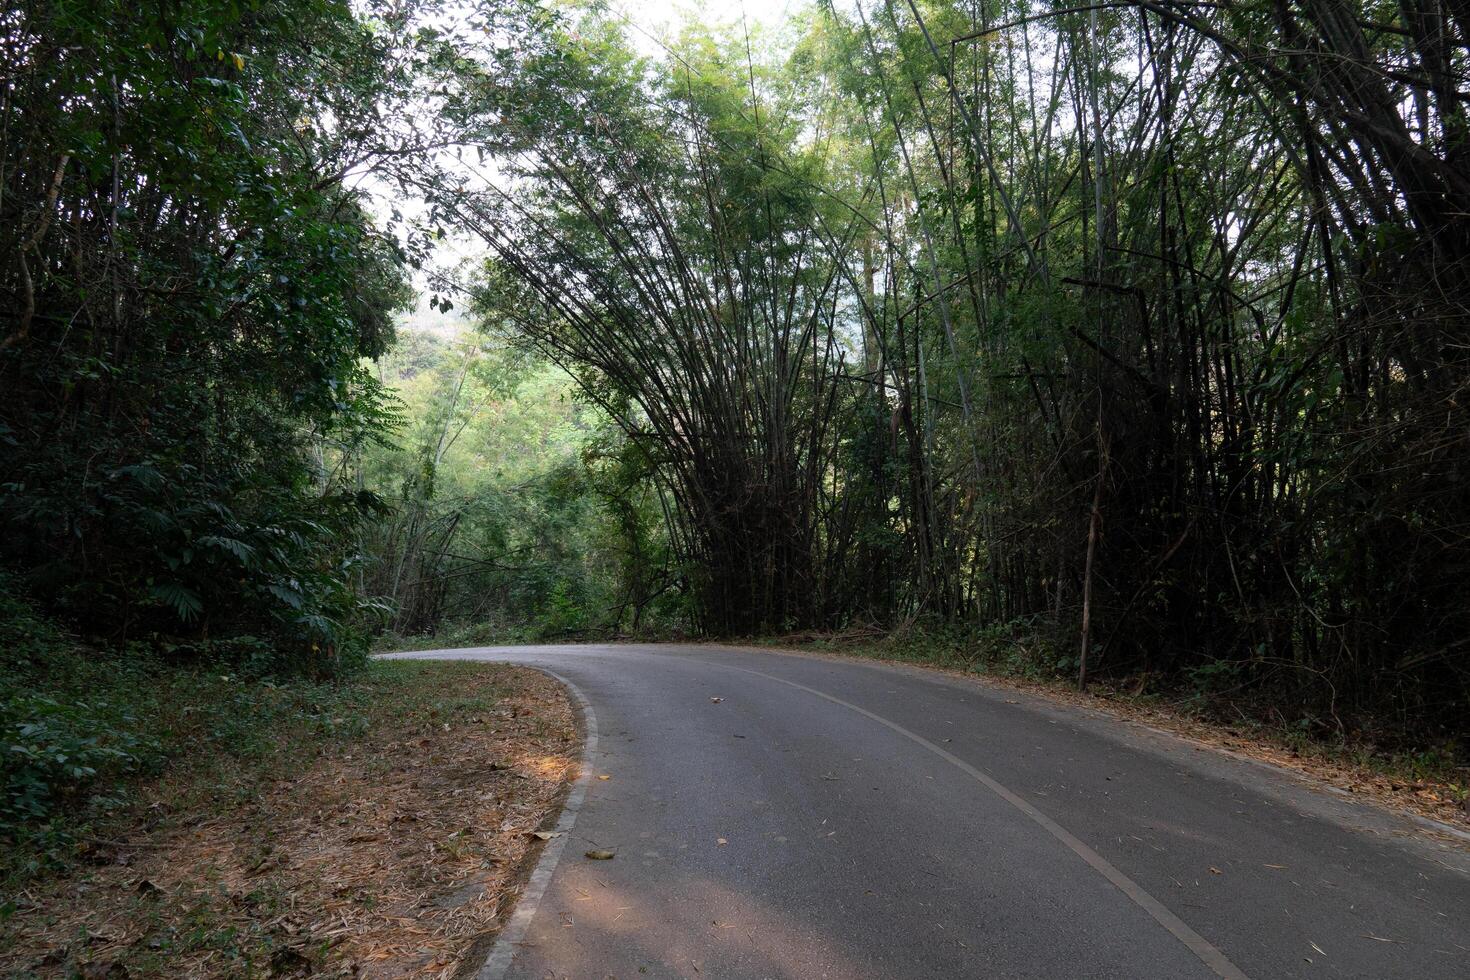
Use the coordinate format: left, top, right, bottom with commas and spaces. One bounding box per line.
474, 668, 599, 980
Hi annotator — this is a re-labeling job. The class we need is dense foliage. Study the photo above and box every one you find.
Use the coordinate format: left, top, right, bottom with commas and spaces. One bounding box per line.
0, 0, 424, 672
361, 322, 683, 643
0, 576, 374, 851
5, 0, 1467, 753
415, 0, 1469, 744
437, 13, 873, 633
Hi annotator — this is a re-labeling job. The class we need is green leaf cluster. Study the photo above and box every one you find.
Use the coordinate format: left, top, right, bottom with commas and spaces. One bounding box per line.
0, 0, 417, 671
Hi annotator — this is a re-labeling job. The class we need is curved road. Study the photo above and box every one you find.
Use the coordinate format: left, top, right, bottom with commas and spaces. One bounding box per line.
385, 644, 1469, 979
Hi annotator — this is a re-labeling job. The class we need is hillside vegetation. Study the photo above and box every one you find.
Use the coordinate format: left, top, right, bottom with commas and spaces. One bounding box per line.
3, 0, 1468, 838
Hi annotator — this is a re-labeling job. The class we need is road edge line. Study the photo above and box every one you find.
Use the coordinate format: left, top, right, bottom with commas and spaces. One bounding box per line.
474, 667, 599, 980
730, 663, 1251, 980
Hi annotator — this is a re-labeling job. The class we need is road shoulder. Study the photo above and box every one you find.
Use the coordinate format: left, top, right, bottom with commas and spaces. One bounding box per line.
719, 640, 1470, 847
1, 660, 580, 979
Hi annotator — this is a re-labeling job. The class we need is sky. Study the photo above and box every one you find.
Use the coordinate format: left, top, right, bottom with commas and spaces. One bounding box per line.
606, 0, 811, 60
611, 0, 801, 40
395, 0, 813, 337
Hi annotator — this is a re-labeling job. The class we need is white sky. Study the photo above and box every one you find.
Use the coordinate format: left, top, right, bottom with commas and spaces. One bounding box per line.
611, 0, 802, 43
606, 0, 817, 63
395, 0, 812, 336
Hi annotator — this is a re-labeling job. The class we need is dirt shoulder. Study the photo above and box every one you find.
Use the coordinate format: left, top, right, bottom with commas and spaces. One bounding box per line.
752, 638, 1470, 838
2, 660, 579, 979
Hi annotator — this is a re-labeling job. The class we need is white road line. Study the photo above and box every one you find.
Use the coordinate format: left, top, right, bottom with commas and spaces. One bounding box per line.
728, 663, 1251, 980
474, 668, 599, 980
390, 647, 1248, 978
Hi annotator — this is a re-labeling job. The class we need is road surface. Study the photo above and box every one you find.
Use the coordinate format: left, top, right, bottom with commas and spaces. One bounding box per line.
383, 644, 1469, 979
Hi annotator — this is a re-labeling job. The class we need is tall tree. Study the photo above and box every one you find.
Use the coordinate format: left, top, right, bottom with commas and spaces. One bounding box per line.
0, 0, 428, 671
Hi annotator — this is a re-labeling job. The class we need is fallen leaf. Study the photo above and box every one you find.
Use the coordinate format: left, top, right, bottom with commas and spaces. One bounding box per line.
597, 774, 611, 781
585, 849, 615, 860
716, 838, 727, 845
1208, 867, 1222, 875
528, 830, 560, 841
709, 697, 724, 704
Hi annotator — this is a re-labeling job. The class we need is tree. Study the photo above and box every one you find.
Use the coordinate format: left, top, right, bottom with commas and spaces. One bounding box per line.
0, 0, 426, 672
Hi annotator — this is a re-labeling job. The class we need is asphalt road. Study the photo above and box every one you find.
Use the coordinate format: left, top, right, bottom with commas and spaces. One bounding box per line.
384, 644, 1469, 979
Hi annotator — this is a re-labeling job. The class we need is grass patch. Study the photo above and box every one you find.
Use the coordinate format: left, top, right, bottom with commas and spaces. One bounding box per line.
372, 620, 687, 654
793, 620, 1060, 678
372, 621, 536, 653
1, 657, 577, 978
1, 651, 428, 887
1, 592, 379, 884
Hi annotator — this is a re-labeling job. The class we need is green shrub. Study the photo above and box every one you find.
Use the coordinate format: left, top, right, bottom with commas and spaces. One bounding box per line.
0, 580, 375, 853
1, 694, 155, 823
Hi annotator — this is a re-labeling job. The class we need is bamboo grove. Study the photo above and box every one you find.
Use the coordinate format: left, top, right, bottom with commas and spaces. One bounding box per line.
4, 0, 1467, 739
422, 0, 1470, 738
